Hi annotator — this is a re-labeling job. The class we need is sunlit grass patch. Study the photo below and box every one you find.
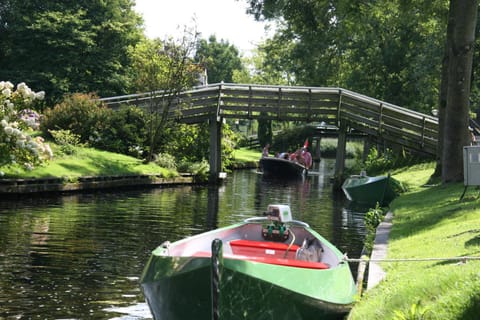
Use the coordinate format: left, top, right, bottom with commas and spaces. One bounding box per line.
232, 148, 261, 163
1, 145, 175, 178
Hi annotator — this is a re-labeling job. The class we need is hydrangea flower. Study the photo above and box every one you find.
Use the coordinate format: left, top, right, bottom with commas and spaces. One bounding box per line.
1, 81, 52, 170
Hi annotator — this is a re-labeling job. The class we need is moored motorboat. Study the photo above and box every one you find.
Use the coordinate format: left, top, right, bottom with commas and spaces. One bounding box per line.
259, 157, 307, 179
341, 173, 398, 206
140, 204, 357, 320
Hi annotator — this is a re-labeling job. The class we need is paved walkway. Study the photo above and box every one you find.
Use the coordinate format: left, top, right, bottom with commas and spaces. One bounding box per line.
367, 211, 393, 290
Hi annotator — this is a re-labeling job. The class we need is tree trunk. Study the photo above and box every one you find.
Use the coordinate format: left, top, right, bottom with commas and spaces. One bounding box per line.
433, 0, 455, 178
442, 0, 478, 183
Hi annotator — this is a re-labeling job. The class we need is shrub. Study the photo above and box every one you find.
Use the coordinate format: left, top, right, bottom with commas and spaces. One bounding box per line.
41, 95, 148, 158
177, 159, 210, 183
190, 160, 210, 183
49, 129, 83, 155
92, 105, 147, 157
360, 147, 429, 176
41, 93, 111, 144
154, 153, 177, 171
271, 125, 316, 153
363, 203, 386, 252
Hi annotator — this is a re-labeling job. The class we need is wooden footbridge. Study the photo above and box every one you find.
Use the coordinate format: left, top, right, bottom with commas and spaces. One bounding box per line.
100, 83, 438, 182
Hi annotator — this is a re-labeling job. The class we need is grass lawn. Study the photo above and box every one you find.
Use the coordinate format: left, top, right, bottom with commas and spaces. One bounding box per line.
0, 146, 260, 179
226, 147, 261, 169
0, 146, 176, 179
349, 162, 480, 319
232, 147, 261, 164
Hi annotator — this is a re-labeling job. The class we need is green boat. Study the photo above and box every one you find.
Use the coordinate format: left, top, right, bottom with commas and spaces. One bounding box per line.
341, 173, 398, 206
140, 204, 357, 320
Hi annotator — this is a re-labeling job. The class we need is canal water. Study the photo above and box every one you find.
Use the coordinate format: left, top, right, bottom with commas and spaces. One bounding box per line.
0, 159, 367, 319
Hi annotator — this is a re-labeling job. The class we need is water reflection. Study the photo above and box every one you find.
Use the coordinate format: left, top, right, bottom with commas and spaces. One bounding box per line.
0, 159, 366, 319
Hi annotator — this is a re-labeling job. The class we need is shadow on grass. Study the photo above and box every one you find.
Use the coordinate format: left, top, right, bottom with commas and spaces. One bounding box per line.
465, 235, 480, 248
54, 158, 150, 177
389, 182, 478, 241
447, 228, 480, 251
460, 294, 480, 320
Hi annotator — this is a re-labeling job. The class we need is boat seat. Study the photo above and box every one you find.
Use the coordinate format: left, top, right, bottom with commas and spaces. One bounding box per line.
191, 240, 330, 269
229, 239, 329, 269
192, 248, 329, 270
229, 239, 300, 259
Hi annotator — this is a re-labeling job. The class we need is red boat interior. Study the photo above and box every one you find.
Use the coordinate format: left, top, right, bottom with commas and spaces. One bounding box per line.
194, 239, 329, 270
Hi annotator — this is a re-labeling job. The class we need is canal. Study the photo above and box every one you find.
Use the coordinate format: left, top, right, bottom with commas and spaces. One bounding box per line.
0, 159, 367, 319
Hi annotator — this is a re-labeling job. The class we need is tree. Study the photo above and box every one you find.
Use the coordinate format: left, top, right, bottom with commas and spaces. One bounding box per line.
433, 0, 456, 178
441, 0, 478, 183
245, 0, 449, 113
233, 45, 295, 85
0, 0, 143, 103
129, 29, 202, 162
194, 35, 244, 84
233, 46, 292, 149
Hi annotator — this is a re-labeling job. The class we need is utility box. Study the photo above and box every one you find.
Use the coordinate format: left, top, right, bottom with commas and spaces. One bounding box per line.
463, 146, 480, 185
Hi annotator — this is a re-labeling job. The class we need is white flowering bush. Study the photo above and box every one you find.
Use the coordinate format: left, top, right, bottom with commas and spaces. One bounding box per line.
0, 81, 53, 172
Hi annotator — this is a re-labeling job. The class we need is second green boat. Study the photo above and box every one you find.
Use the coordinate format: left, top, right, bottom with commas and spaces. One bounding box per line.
341, 173, 399, 206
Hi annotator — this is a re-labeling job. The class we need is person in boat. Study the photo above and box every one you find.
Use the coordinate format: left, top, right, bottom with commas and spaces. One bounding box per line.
289, 151, 297, 161
262, 144, 270, 158
302, 147, 313, 169
278, 151, 289, 159
293, 149, 305, 165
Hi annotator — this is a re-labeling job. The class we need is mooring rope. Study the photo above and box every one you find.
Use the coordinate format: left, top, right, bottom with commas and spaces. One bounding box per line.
344, 255, 480, 263
283, 228, 296, 259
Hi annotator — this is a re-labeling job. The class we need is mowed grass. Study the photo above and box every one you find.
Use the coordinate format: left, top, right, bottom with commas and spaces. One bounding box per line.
1, 146, 260, 179
1, 146, 175, 179
232, 147, 261, 163
349, 162, 480, 319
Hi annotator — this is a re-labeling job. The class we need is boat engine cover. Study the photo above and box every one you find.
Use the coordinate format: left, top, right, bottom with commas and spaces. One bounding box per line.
266, 204, 293, 223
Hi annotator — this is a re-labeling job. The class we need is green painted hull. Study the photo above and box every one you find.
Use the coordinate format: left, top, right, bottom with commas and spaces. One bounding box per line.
342, 175, 397, 206
140, 222, 357, 320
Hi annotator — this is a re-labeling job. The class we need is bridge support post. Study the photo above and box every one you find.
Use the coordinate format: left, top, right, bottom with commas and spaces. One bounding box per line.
363, 136, 372, 161
334, 121, 348, 189
209, 117, 222, 184
313, 136, 322, 161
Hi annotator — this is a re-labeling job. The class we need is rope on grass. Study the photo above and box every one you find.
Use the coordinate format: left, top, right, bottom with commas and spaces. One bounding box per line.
344, 255, 480, 263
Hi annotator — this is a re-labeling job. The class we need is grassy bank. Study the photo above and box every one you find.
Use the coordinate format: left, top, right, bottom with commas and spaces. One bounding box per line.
349, 162, 480, 319
0, 146, 261, 179
231, 148, 261, 168
0, 146, 176, 179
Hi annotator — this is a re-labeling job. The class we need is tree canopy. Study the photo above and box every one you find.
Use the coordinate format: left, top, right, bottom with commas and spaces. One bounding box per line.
194, 35, 244, 84
246, 0, 451, 113
0, 0, 143, 103
246, 0, 479, 182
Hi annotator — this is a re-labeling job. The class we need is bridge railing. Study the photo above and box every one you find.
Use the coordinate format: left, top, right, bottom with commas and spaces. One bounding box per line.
100, 83, 439, 156
339, 89, 438, 155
